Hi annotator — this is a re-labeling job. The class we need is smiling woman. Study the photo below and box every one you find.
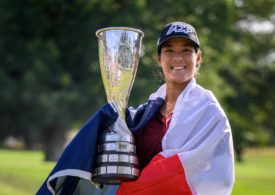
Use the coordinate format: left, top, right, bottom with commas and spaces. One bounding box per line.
116, 22, 235, 195
157, 38, 201, 91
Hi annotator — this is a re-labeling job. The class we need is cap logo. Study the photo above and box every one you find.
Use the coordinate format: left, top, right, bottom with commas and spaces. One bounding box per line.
166, 24, 193, 35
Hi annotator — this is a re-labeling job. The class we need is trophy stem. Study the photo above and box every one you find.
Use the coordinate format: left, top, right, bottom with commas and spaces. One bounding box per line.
109, 117, 129, 135
110, 102, 126, 121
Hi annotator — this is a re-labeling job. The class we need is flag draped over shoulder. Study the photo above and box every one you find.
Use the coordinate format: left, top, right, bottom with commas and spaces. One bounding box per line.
37, 104, 118, 195
37, 99, 163, 195
117, 79, 235, 195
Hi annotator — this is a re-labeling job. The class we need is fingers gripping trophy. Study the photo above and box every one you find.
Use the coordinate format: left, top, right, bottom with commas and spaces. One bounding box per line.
92, 27, 144, 184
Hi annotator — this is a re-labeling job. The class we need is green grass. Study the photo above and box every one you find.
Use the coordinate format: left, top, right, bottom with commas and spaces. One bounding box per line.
0, 148, 275, 194
0, 149, 54, 195
232, 148, 275, 195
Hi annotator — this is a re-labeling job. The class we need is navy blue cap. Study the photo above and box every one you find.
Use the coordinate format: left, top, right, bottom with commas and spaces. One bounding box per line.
157, 21, 200, 54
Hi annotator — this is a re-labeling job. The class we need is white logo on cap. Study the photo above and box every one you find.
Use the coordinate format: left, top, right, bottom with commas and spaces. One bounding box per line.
166, 24, 193, 35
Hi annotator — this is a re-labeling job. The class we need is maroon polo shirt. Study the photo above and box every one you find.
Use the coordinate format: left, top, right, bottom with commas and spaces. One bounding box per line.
134, 111, 172, 169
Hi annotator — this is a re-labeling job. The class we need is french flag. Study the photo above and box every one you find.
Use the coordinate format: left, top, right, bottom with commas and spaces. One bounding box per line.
117, 79, 234, 195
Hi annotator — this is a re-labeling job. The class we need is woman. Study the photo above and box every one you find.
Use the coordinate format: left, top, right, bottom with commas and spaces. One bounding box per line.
37, 21, 234, 195
117, 21, 235, 194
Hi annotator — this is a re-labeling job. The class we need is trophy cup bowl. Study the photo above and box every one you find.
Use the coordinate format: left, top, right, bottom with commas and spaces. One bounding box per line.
92, 27, 144, 184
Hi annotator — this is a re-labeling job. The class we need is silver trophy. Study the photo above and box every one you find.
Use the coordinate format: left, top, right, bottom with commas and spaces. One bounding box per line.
92, 27, 144, 184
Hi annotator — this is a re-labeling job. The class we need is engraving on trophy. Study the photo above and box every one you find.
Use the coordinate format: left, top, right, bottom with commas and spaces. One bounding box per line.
98, 142, 136, 153
98, 167, 106, 175
107, 166, 117, 174
109, 154, 119, 162
120, 154, 129, 162
102, 154, 108, 161
118, 166, 132, 175
117, 32, 133, 70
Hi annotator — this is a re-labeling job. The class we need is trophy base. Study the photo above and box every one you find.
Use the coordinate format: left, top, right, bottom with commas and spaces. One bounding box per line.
92, 173, 138, 185
92, 162, 140, 184
93, 132, 140, 185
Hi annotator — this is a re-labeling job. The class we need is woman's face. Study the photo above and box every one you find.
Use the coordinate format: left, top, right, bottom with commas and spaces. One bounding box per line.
157, 37, 201, 86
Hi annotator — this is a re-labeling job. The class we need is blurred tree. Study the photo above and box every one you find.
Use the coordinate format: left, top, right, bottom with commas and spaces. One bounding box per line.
0, 0, 274, 162
0, 0, 159, 161
218, 0, 275, 161
220, 66, 275, 161
0, 0, 106, 160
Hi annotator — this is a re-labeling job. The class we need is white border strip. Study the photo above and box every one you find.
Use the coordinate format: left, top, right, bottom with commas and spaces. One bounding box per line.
47, 169, 92, 195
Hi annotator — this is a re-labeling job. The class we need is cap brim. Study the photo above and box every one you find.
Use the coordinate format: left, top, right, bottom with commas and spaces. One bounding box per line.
157, 35, 200, 53
160, 35, 199, 47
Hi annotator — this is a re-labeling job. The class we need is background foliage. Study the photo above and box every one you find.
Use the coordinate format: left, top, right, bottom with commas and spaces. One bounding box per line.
0, 0, 274, 161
